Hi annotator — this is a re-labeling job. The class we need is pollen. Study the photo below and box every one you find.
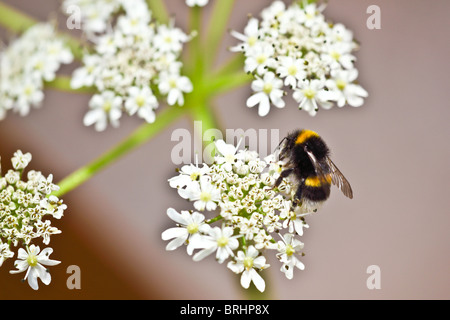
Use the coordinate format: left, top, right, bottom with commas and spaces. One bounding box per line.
217, 236, 229, 247
186, 222, 199, 235
27, 254, 38, 267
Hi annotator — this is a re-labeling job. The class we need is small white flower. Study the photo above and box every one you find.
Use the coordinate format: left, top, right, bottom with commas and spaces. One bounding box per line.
9, 245, 60, 290
161, 208, 211, 255
158, 72, 193, 106
247, 72, 285, 117
83, 91, 123, 131
279, 201, 310, 236
124, 86, 158, 123
0, 242, 14, 267
227, 245, 270, 292
326, 69, 368, 107
186, 0, 209, 7
11, 150, 32, 170
230, 18, 260, 52
168, 162, 210, 189
40, 195, 67, 219
153, 24, 189, 53
244, 43, 276, 75
293, 79, 338, 116
214, 139, 242, 172
192, 225, 240, 263
276, 233, 305, 280
179, 176, 221, 211
276, 56, 306, 89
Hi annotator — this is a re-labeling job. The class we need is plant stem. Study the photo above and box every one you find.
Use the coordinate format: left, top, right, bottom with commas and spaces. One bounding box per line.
45, 76, 96, 94
0, 2, 36, 33
53, 106, 186, 197
204, 0, 236, 69
146, 0, 169, 24
205, 71, 253, 96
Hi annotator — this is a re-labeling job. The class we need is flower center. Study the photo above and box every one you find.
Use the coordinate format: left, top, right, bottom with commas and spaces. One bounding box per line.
169, 79, 177, 89
336, 79, 347, 91
217, 236, 229, 247
102, 101, 112, 112
243, 256, 254, 270
200, 191, 212, 203
225, 154, 235, 163
247, 36, 257, 47
256, 54, 267, 65
186, 222, 199, 235
285, 244, 295, 256
190, 172, 200, 181
288, 65, 298, 76
135, 95, 145, 107
330, 50, 341, 60
263, 83, 273, 94
27, 254, 38, 267
302, 88, 316, 99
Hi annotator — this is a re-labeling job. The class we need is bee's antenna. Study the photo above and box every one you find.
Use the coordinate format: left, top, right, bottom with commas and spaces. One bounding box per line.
275, 137, 287, 152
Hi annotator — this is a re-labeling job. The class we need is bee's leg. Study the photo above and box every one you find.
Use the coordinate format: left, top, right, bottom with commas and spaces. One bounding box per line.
272, 168, 294, 189
291, 182, 304, 210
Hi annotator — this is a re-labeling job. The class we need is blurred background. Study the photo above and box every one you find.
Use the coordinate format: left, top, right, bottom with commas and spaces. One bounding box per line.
0, 0, 449, 299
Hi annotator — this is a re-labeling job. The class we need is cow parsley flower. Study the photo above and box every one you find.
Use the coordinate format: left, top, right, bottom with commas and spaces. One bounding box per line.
232, 0, 367, 116
0, 23, 73, 120
0, 151, 67, 289
67, 0, 192, 131
9, 245, 60, 290
164, 140, 314, 292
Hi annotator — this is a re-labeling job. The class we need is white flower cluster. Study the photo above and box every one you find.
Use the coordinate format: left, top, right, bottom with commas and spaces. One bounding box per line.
163, 140, 311, 292
0, 23, 73, 120
231, 1, 368, 117
186, 0, 209, 7
0, 151, 66, 290
67, 0, 193, 131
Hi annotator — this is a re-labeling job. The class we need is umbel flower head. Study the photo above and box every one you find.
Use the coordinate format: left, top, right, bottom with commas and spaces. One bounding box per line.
66, 0, 193, 131
163, 140, 313, 292
231, 0, 368, 117
0, 23, 74, 120
0, 150, 67, 290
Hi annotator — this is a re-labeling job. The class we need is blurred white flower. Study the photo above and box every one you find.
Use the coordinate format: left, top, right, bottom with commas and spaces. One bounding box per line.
186, 0, 209, 7
68, 0, 192, 131
0, 23, 73, 120
83, 91, 123, 131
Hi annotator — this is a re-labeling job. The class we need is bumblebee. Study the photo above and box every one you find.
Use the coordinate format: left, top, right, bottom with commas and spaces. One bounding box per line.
274, 129, 353, 212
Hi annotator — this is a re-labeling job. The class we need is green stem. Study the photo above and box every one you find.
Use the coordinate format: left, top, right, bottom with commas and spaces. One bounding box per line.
146, 0, 169, 24
204, 0, 236, 69
45, 76, 96, 94
0, 2, 36, 33
205, 71, 253, 96
213, 54, 246, 78
53, 106, 186, 197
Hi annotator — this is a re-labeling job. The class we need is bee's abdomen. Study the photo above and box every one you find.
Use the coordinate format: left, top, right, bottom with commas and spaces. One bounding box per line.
302, 175, 331, 202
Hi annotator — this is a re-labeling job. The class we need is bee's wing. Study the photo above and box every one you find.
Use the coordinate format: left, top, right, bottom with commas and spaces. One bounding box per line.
305, 149, 331, 184
325, 156, 353, 199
